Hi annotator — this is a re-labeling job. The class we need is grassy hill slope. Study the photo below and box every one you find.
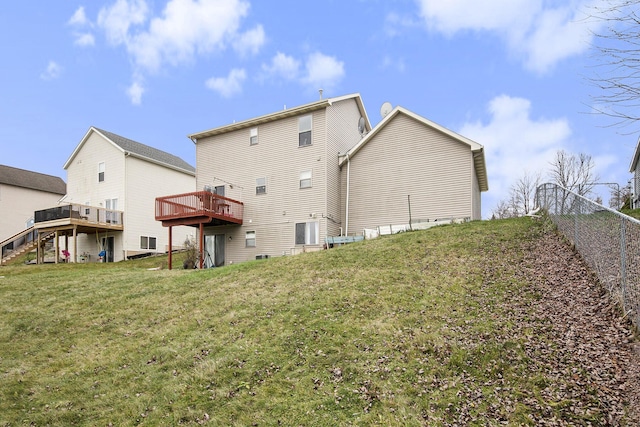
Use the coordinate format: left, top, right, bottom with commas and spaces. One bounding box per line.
0, 218, 637, 426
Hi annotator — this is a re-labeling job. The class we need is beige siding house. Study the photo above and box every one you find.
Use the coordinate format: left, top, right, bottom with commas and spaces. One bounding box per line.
0, 165, 66, 240
339, 106, 488, 234
156, 94, 488, 267
157, 94, 370, 267
61, 127, 195, 262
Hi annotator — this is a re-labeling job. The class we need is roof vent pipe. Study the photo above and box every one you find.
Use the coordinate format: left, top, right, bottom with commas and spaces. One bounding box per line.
319, 89, 323, 100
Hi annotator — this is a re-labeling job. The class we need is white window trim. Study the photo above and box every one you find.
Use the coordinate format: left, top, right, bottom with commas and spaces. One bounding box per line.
98, 162, 105, 182
298, 115, 312, 147
246, 231, 256, 248
256, 177, 266, 195
300, 170, 312, 189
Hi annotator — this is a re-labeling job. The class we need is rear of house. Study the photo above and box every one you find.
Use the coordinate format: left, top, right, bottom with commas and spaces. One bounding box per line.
62, 127, 195, 262
339, 106, 488, 235
180, 94, 369, 265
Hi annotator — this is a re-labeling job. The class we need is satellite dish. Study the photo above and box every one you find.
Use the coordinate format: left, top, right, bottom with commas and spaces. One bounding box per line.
380, 102, 392, 118
358, 116, 366, 136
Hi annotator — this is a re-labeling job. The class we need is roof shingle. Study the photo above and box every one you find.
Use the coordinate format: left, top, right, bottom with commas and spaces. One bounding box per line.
0, 165, 66, 195
94, 128, 195, 174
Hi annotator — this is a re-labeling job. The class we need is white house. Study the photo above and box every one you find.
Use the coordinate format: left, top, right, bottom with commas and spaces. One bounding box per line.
33, 127, 196, 263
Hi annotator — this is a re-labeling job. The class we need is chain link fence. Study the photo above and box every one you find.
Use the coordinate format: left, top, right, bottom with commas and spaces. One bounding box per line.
536, 183, 640, 329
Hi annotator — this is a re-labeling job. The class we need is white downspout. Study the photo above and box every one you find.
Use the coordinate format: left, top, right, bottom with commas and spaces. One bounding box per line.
345, 153, 351, 236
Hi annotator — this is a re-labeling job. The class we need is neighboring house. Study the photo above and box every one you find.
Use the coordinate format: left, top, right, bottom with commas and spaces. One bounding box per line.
52, 126, 196, 262
156, 93, 489, 268
0, 164, 66, 240
629, 137, 640, 208
339, 106, 488, 234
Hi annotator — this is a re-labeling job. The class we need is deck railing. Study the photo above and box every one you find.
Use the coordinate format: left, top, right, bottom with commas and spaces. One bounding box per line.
155, 191, 243, 224
34, 204, 123, 225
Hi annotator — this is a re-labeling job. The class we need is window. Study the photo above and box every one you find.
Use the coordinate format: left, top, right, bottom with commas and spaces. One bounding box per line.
250, 127, 258, 145
256, 177, 266, 195
98, 162, 105, 182
300, 170, 312, 189
298, 115, 312, 146
246, 231, 256, 248
140, 236, 157, 250
295, 222, 319, 245
214, 185, 225, 196
105, 198, 118, 223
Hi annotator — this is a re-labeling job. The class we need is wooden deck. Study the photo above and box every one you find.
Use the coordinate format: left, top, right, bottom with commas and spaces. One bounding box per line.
155, 190, 243, 227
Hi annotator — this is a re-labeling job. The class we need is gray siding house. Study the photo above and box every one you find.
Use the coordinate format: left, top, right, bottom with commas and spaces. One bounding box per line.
156, 94, 488, 267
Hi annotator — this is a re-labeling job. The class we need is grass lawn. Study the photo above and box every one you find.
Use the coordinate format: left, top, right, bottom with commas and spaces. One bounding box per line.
0, 218, 631, 425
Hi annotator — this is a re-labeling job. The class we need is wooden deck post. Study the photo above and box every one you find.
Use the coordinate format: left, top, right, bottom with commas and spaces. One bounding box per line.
168, 226, 173, 270
73, 226, 77, 263
54, 230, 59, 264
199, 223, 204, 269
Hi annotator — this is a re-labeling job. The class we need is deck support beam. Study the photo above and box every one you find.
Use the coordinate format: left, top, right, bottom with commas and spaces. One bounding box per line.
168, 226, 173, 270
199, 223, 204, 270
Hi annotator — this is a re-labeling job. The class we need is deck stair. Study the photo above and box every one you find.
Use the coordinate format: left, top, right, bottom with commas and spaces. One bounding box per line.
0, 227, 55, 265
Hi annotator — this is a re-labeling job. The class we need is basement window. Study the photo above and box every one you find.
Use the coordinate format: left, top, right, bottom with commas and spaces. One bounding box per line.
295, 222, 318, 245
140, 236, 157, 250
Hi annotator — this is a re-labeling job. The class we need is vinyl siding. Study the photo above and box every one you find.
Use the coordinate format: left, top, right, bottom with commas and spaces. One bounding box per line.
124, 156, 195, 256
344, 113, 474, 233
325, 98, 366, 237
471, 166, 481, 220
196, 108, 328, 263
65, 132, 126, 260
0, 185, 63, 239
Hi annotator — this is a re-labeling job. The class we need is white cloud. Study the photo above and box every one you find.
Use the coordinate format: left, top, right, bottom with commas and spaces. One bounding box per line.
459, 95, 572, 216
262, 52, 300, 80
122, 0, 250, 72
74, 33, 96, 47
92, 0, 260, 104
68, 6, 89, 26
382, 55, 406, 73
127, 80, 145, 105
97, 0, 149, 47
261, 51, 345, 91
234, 24, 265, 57
415, 0, 604, 74
68, 6, 96, 47
301, 52, 345, 90
40, 61, 63, 80
205, 68, 247, 98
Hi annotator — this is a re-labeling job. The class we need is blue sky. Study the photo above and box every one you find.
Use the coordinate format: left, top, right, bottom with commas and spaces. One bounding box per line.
0, 0, 635, 218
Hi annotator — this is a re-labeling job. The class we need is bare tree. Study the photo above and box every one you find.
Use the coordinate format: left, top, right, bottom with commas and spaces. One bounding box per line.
609, 183, 631, 209
492, 171, 542, 219
548, 150, 599, 197
589, 1, 640, 129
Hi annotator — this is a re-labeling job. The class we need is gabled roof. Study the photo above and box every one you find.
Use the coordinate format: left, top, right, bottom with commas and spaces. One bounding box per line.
0, 164, 66, 195
188, 93, 371, 141
629, 136, 640, 172
339, 106, 489, 192
63, 127, 195, 175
